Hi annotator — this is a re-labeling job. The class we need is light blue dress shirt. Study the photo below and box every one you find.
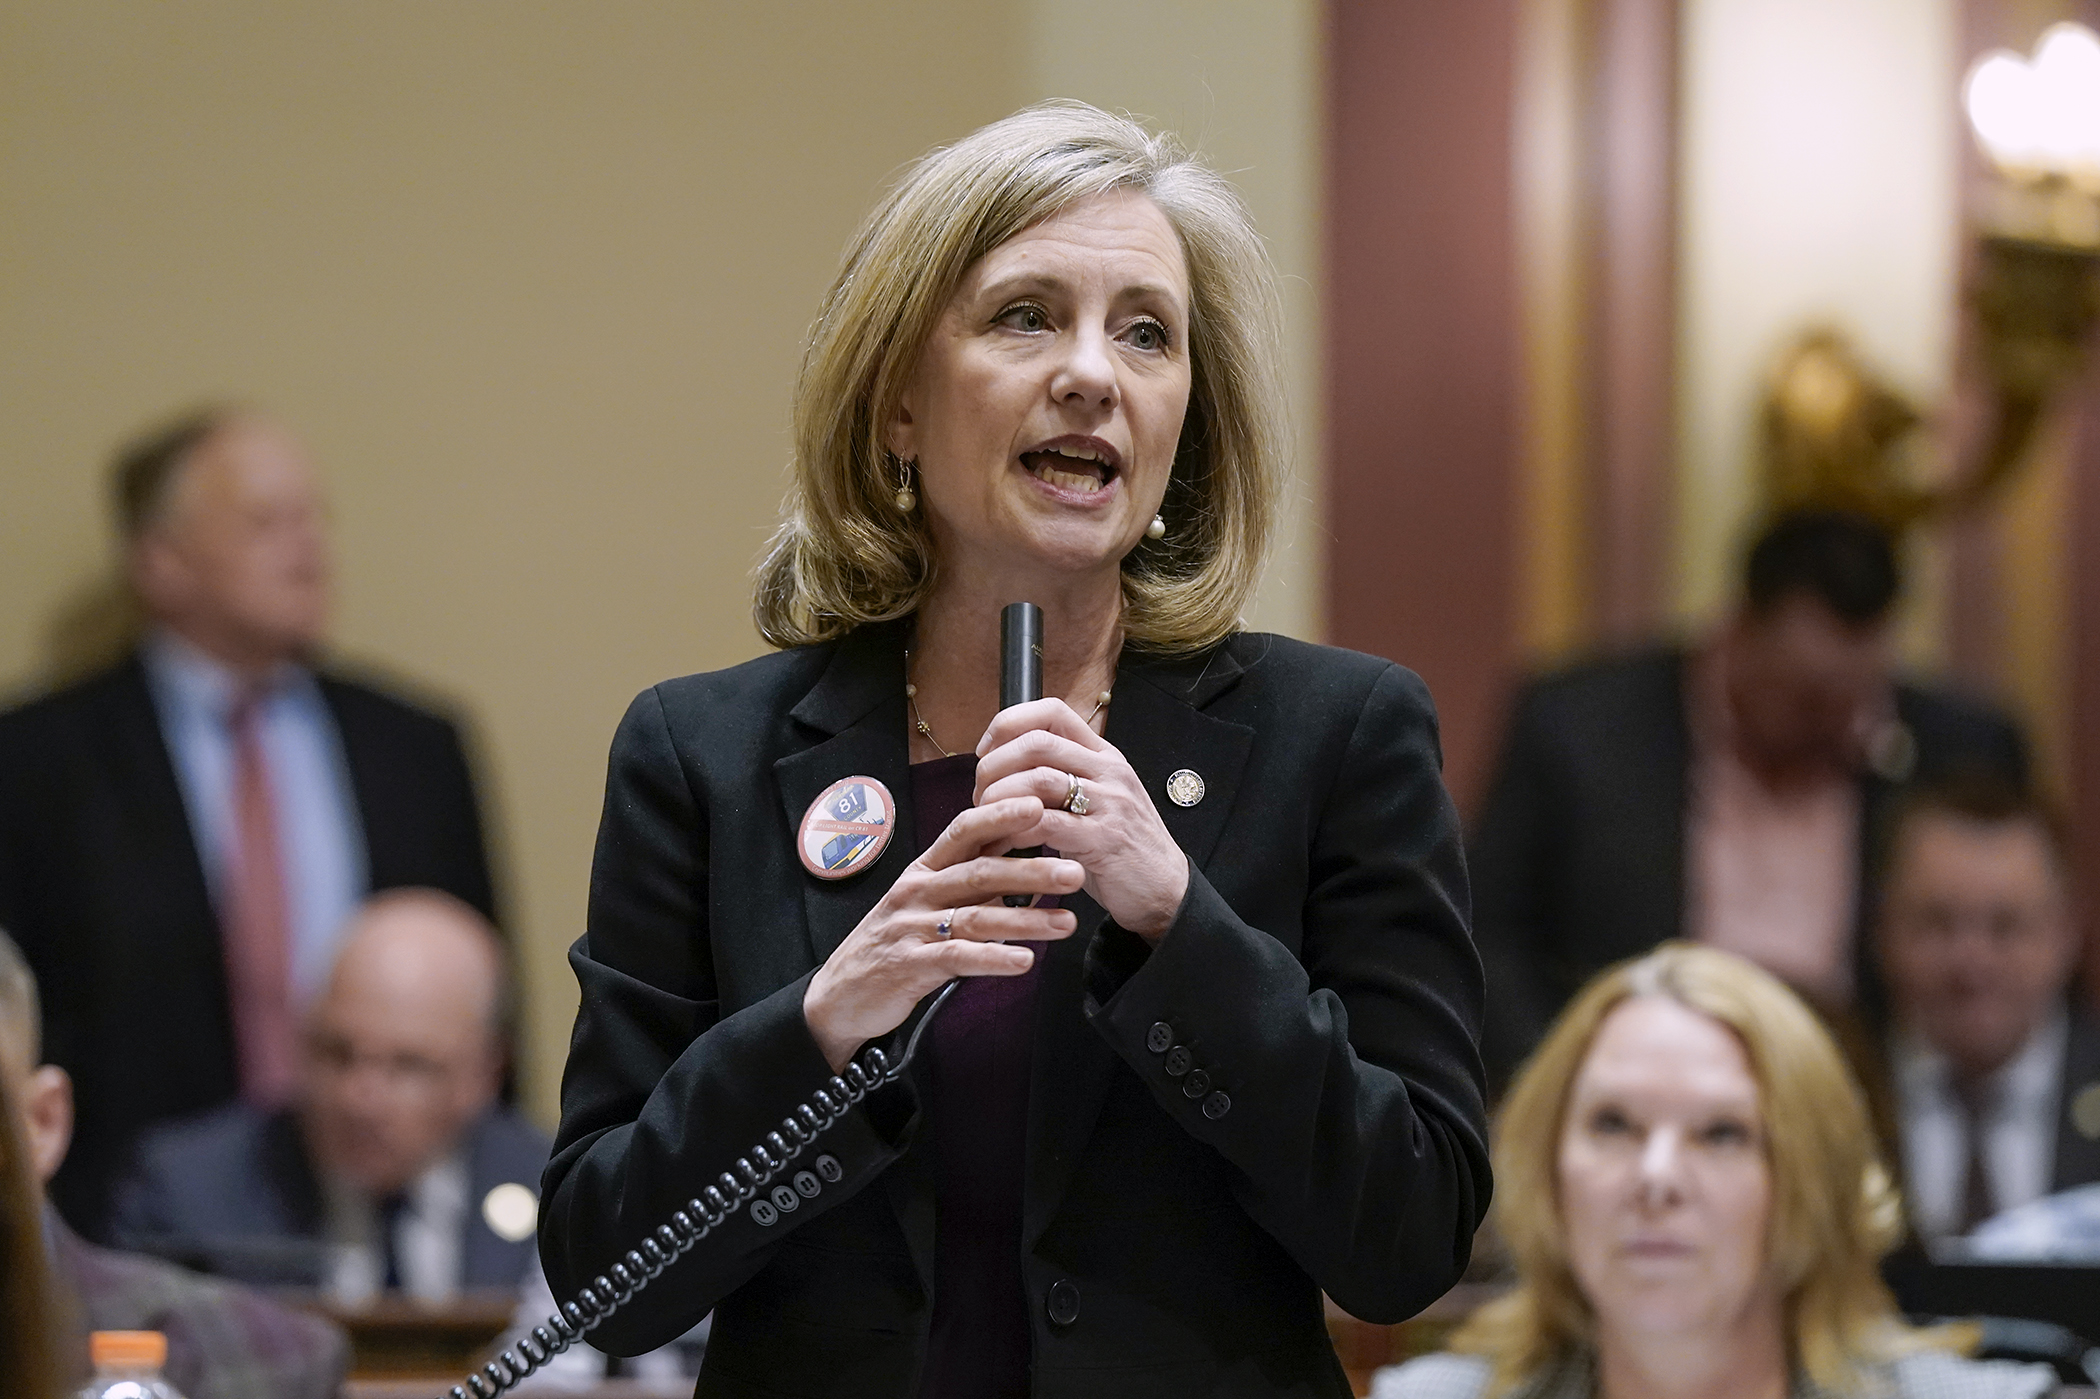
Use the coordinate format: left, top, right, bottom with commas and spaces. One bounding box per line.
142, 629, 369, 1005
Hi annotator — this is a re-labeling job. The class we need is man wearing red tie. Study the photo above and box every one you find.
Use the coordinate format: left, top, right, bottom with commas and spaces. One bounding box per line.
0, 407, 497, 1239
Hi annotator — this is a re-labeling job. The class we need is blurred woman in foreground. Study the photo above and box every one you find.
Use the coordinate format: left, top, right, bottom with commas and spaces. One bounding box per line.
0, 1068, 63, 1398
1375, 944, 2055, 1399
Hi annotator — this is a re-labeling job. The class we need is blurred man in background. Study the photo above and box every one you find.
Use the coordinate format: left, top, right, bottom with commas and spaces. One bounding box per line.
116, 890, 545, 1300
1873, 778, 2099, 1250
1470, 510, 2027, 1085
0, 926, 347, 1399
0, 407, 499, 1237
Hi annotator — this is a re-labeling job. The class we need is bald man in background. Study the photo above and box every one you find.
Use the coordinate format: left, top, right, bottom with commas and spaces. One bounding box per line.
0, 926, 347, 1399
0, 407, 498, 1238
115, 890, 547, 1299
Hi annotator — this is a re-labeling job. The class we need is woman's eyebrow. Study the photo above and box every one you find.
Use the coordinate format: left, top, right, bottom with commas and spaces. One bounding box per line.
1115, 281, 1189, 320
975, 271, 1070, 302
972, 271, 1186, 317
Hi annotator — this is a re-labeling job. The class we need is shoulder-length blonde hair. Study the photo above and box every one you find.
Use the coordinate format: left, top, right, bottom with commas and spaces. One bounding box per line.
0, 1069, 63, 1399
1451, 944, 1928, 1398
753, 100, 1285, 654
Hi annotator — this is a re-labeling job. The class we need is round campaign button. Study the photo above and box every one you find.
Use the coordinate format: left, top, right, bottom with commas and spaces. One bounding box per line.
797, 776, 897, 880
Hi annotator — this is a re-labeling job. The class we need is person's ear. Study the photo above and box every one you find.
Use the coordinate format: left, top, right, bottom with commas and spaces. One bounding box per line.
884, 392, 919, 463
129, 530, 194, 620
460, 1040, 505, 1116
22, 1065, 73, 1187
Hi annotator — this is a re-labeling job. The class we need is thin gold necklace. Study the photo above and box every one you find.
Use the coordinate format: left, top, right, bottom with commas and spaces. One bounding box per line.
904, 650, 1111, 759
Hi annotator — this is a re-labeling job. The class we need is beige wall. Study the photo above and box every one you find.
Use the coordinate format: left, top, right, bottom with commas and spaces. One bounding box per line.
1026, 0, 1325, 640
1674, 0, 1960, 644
0, 3, 1322, 1124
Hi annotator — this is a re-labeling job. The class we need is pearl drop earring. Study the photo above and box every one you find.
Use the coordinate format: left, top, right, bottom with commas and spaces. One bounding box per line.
894, 459, 917, 513
1146, 513, 1165, 540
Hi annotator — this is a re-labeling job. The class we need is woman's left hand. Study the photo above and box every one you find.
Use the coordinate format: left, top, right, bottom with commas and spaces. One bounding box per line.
974, 698, 1190, 940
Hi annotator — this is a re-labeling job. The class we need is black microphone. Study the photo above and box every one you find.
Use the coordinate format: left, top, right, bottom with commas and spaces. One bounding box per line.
1000, 600, 1043, 710
1001, 602, 1043, 905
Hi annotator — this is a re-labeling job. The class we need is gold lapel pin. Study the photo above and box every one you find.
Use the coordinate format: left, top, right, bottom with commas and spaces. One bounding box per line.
2072, 1082, 2100, 1141
482, 1182, 539, 1244
1167, 769, 1205, 807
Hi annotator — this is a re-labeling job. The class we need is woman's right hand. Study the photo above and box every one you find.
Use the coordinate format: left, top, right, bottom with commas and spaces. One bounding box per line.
802, 795, 1081, 1071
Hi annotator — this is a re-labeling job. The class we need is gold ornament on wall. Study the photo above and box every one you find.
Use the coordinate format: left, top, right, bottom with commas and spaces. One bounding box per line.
1759, 23, 2100, 534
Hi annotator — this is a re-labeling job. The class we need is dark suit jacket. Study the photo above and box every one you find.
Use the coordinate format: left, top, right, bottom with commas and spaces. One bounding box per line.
50, 1206, 349, 1399
1469, 645, 2026, 1085
541, 622, 1491, 1399
0, 651, 497, 1237
1869, 1009, 2100, 1257
2051, 1012, 2100, 1193
110, 1102, 550, 1290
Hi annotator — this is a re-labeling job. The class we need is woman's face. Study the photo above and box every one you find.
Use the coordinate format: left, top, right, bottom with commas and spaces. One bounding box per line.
1556, 997, 1776, 1343
888, 189, 1192, 588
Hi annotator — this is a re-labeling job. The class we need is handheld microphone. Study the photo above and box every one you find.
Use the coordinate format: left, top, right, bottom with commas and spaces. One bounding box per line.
1000, 601, 1043, 710
1000, 602, 1044, 905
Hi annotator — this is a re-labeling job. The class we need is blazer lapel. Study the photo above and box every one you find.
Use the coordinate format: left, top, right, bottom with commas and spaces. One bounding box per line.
1022, 642, 1255, 1248
771, 623, 918, 968
1110, 646, 1255, 871
769, 624, 941, 1285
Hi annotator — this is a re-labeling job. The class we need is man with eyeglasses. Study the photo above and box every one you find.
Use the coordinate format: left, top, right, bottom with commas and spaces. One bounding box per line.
112, 889, 547, 1299
1872, 776, 2100, 1252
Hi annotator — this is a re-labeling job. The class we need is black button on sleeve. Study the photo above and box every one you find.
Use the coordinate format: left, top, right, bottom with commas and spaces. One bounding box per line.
1046, 1278, 1081, 1327
1181, 1069, 1211, 1099
1163, 1046, 1192, 1078
1146, 1022, 1173, 1053
1202, 1090, 1231, 1120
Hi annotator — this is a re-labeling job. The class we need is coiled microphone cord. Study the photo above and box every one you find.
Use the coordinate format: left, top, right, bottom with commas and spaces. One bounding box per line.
441, 980, 958, 1399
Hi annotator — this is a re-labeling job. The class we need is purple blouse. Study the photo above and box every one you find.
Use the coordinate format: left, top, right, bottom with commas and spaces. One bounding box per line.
910, 754, 1043, 1399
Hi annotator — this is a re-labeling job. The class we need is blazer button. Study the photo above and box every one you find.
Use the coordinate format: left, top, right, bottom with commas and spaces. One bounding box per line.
1181, 1068, 1211, 1099
1046, 1278, 1081, 1327
1146, 1022, 1173, 1053
1163, 1046, 1193, 1078
1202, 1091, 1232, 1120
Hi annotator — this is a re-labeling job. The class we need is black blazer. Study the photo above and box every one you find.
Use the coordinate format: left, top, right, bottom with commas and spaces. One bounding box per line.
2053, 1012, 2100, 1193
110, 1102, 550, 1290
0, 652, 497, 1237
1469, 646, 2027, 1085
542, 622, 1491, 1399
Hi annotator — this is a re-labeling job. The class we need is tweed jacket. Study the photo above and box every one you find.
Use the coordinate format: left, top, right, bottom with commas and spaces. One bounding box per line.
541, 622, 1493, 1398
49, 1207, 349, 1399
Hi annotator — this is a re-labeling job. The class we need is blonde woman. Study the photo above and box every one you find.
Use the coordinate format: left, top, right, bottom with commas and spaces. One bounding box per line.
1374, 944, 2055, 1399
0, 1070, 62, 1399
541, 102, 1490, 1398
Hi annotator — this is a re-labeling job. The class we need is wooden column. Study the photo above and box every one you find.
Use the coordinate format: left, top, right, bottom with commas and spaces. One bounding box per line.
1323, 0, 1524, 808
1581, 0, 1679, 646
2072, 354, 2100, 1002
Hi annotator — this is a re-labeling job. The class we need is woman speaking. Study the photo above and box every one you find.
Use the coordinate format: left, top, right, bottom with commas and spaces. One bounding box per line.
540, 101, 1491, 1398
